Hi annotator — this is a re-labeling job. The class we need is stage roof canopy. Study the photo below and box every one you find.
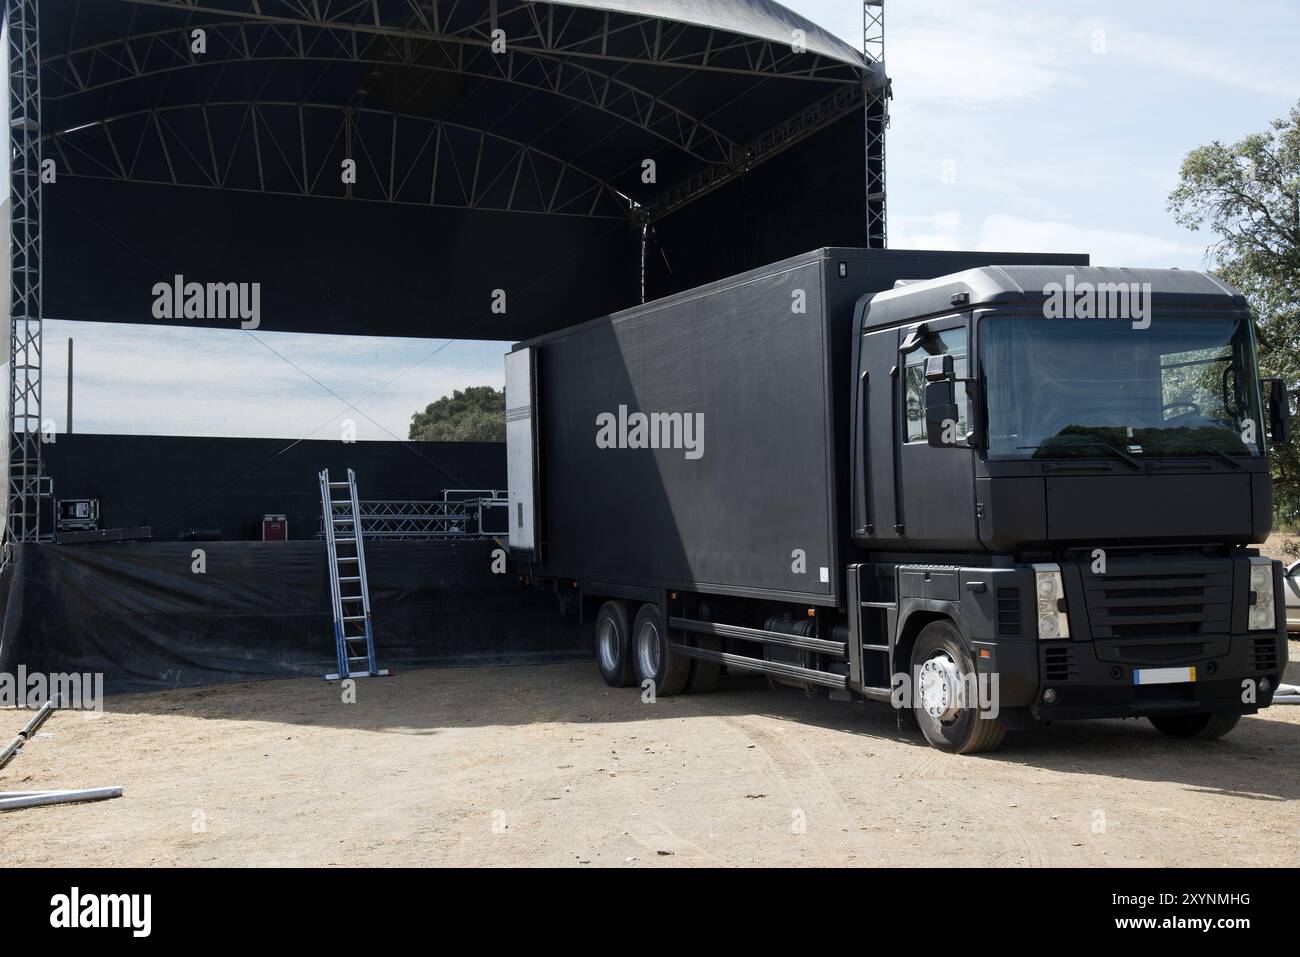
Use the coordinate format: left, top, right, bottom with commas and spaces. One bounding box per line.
36, 0, 884, 339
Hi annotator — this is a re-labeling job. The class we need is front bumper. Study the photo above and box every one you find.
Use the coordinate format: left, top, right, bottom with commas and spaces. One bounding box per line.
970, 631, 1287, 724
1026, 632, 1286, 722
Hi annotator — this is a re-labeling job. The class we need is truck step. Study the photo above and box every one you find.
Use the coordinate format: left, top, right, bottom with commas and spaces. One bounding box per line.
669, 643, 848, 690
669, 617, 847, 658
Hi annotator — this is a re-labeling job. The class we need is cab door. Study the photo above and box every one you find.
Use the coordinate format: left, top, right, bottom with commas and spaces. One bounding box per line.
895, 315, 979, 549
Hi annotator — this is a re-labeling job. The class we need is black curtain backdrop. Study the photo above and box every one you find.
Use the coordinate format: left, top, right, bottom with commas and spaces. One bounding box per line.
43, 434, 507, 543
44, 115, 866, 343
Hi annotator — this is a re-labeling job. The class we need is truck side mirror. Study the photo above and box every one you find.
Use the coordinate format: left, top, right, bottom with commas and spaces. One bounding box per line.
925, 354, 954, 383
1263, 378, 1291, 445
924, 356, 959, 448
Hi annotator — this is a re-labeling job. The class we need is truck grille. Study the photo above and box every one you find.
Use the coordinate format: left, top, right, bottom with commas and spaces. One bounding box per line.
1080, 559, 1232, 641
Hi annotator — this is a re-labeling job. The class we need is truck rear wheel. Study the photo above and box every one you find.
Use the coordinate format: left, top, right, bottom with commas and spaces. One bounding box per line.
684, 637, 722, 694
632, 603, 691, 697
594, 600, 635, 688
684, 600, 722, 694
1148, 712, 1241, 740
910, 621, 1006, 755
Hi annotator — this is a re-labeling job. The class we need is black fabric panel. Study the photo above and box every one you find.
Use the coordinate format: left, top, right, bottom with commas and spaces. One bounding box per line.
45, 179, 641, 342
646, 112, 868, 300
43, 434, 506, 543
0, 541, 585, 694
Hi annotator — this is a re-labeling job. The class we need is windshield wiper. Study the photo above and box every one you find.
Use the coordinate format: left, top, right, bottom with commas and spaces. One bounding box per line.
1202, 448, 1246, 471
1077, 442, 1145, 471
1024, 441, 1145, 471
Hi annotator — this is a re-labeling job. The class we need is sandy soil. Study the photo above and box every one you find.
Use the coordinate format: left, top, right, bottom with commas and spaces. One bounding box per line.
1263, 535, 1294, 572
2, 649, 1297, 868
1261, 533, 1299, 564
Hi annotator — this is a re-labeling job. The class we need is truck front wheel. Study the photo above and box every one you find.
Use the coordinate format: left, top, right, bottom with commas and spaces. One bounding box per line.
594, 600, 636, 688
910, 621, 1007, 755
632, 603, 691, 697
1148, 712, 1241, 740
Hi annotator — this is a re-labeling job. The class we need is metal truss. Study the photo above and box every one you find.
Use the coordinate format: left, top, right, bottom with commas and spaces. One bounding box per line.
43, 20, 740, 166
49, 101, 632, 219
864, 0, 889, 248
636, 82, 865, 225
322, 493, 508, 541
115, 0, 864, 83
44, 2, 873, 226
7, 0, 46, 547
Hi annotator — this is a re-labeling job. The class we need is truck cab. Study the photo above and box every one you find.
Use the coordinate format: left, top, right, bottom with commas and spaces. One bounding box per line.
849, 266, 1291, 751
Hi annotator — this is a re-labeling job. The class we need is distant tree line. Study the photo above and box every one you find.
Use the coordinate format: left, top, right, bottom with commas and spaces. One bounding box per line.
409, 386, 505, 443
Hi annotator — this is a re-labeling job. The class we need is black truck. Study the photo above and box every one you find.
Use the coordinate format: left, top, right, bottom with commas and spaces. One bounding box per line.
505, 248, 1292, 753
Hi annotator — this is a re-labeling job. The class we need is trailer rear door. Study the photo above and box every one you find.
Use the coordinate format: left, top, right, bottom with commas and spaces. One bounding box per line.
506, 348, 540, 555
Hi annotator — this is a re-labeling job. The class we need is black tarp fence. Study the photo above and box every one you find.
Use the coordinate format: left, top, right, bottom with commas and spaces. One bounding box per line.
0, 540, 585, 694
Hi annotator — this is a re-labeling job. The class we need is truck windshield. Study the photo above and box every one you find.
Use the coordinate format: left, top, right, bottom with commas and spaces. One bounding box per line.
980, 315, 1264, 461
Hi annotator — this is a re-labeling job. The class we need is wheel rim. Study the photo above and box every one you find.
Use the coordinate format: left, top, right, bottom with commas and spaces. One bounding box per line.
636, 621, 661, 679
597, 619, 620, 673
918, 652, 963, 724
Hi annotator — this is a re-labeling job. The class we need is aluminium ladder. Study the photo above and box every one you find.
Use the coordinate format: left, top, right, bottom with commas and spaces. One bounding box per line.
319, 469, 389, 681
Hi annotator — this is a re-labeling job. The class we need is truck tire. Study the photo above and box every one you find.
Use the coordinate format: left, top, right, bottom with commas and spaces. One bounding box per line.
632, 603, 691, 697
1148, 712, 1241, 740
594, 600, 636, 688
684, 637, 723, 694
910, 620, 1006, 755
684, 600, 722, 694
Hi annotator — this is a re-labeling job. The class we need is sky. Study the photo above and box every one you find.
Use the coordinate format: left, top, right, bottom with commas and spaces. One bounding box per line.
21, 0, 1300, 439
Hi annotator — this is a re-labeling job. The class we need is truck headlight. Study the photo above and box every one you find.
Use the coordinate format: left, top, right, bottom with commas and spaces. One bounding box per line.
1248, 558, 1276, 631
1033, 563, 1070, 640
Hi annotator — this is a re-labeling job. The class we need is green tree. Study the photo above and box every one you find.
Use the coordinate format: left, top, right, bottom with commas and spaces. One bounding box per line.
409, 386, 506, 443
1169, 101, 1300, 525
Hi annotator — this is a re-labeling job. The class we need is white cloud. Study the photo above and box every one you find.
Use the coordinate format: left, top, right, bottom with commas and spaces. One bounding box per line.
890, 25, 1071, 106
976, 214, 1207, 267
890, 210, 966, 250
793, 0, 1300, 107
893, 211, 1207, 269
1080, 21, 1300, 99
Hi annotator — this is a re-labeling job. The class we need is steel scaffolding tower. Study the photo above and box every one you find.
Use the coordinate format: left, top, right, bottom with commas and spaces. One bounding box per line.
864, 0, 890, 248
7, 0, 46, 547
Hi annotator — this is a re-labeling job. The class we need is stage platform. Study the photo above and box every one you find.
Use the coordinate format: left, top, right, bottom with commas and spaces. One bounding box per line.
0, 540, 586, 694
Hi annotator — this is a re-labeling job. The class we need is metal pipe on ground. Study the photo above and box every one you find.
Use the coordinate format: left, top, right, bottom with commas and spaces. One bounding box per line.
0, 697, 60, 769
0, 787, 123, 812
1274, 684, 1300, 705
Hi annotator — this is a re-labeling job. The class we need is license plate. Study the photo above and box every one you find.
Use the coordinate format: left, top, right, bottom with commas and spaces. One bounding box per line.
1133, 666, 1197, 686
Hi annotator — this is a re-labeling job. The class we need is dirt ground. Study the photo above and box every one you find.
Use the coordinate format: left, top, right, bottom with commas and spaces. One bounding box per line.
2, 642, 1297, 868
1261, 532, 1298, 564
